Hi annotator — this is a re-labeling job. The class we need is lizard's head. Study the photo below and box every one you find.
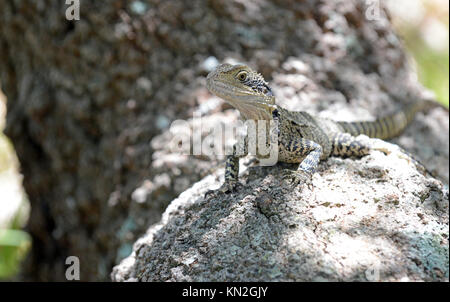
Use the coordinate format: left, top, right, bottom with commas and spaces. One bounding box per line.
206, 63, 275, 120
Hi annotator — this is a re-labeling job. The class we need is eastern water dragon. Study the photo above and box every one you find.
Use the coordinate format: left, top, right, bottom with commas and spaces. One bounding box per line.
205, 63, 438, 194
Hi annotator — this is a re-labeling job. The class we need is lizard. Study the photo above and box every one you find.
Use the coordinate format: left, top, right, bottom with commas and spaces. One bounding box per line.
205, 63, 437, 194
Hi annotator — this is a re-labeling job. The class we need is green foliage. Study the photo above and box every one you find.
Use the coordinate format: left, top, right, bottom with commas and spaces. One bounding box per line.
0, 229, 31, 279
407, 39, 449, 107
393, 2, 450, 108
0, 113, 31, 279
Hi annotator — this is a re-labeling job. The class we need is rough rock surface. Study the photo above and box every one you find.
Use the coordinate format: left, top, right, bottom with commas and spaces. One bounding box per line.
112, 142, 449, 282
0, 0, 448, 281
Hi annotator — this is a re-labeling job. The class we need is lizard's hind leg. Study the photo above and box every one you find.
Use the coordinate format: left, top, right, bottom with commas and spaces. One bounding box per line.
331, 133, 371, 157
331, 132, 431, 175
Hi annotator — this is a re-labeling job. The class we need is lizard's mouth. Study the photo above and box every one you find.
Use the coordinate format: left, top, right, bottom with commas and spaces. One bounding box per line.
207, 78, 250, 99
206, 77, 275, 121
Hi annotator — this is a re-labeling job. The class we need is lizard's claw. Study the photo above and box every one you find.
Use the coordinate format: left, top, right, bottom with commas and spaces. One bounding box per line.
281, 169, 312, 187
204, 181, 242, 198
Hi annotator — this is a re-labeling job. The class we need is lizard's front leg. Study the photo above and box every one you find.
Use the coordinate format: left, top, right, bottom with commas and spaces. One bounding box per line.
205, 137, 248, 196
281, 139, 323, 186
220, 154, 241, 192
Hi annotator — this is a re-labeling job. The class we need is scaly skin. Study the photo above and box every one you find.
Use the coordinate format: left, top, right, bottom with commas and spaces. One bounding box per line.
206, 63, 433, 193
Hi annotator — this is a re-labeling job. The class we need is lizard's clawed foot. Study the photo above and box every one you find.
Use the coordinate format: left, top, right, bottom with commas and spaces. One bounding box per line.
204, 181, 242, 198
281, 169, 312, 187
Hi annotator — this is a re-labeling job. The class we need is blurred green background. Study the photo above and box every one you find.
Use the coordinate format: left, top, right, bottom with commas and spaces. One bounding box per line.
0, 0, 448, 280
0, 91, 30, 279
387, 0, 449, 107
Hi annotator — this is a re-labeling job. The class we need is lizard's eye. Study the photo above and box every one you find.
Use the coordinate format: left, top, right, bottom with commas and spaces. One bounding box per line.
236, 71, 248, 82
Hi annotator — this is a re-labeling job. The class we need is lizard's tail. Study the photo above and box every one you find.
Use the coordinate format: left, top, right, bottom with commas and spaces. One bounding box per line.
337, 100, 437, 140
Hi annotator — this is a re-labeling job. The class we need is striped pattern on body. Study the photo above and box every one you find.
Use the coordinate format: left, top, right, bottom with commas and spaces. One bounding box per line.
337, 102, 424, 140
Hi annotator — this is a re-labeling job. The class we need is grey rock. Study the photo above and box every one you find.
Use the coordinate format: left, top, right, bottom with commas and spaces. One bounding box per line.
112, 143, 448, 281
